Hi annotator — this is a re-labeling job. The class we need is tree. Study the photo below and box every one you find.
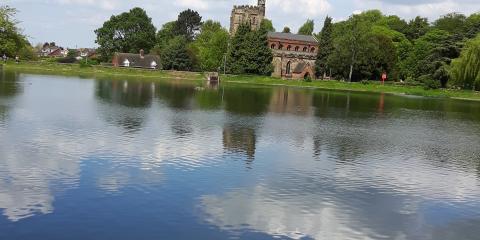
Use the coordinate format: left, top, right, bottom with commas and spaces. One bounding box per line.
260, 19, 275, 32
434, 13, 467, 36
282, 26, 291, 33
465, 13, 480, 39
0, 5, 31, 58
298, 19, 314, 35
450, 35, 480, 90
95, 7, 156, 62
154, 21, 176, 52
315, 16, 334, 79
406, 16, 430, 40
174, 9, 202, 41
161, 36, 193, 71
67, 49, 78, 58
190, 20, 229, 71
227, 21, 273, 75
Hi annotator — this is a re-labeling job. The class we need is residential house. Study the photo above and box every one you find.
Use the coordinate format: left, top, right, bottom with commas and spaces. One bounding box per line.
112, 50, 160, 70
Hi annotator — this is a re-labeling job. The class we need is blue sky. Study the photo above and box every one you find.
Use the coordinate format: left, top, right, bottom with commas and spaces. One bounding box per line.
4, 0, 480, 48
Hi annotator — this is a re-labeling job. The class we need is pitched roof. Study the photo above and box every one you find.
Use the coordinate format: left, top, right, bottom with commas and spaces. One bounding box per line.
267, 32, 318, 43
114, 53, 160, 69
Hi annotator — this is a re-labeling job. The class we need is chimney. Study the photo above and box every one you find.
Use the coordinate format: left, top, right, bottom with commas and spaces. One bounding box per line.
140, 49, 145, 58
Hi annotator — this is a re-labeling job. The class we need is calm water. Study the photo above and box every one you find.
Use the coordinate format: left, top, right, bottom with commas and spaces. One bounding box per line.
1, 70, 480, 240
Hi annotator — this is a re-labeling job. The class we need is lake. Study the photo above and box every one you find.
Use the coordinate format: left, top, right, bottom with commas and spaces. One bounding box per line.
1, 70, 480, 240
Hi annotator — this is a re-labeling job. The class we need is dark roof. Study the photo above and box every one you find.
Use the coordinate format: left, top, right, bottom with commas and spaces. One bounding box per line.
114, 53, 160, 69
267, 32, 318, 43
293, 62, 307, 73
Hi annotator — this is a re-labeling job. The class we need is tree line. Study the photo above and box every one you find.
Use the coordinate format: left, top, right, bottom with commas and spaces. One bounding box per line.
3, 4, 480, 91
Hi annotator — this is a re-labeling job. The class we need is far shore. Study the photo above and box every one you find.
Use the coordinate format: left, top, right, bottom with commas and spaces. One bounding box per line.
3, 62, 480, 101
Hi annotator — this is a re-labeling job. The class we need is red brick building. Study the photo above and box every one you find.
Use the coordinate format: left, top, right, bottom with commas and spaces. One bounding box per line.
267, 32, 319, 80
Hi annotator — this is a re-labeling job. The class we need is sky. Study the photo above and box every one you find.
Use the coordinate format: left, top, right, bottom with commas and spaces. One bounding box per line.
3, 0, 480, 48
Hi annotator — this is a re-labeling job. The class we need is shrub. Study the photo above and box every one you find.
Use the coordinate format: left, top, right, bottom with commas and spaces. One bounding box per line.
361, 80, 370, 85
419, 75, 441, 90
57, 57, 77, 64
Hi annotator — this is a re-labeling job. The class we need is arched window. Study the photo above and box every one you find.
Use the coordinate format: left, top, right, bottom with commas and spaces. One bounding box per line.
271, 44, 276, 49
286, 61, 291, 75
303, 47, 308, 52
278, 44, 283, 50
287, 45, 292, 51
295, 46, 299, 51
311, 47, 316, 52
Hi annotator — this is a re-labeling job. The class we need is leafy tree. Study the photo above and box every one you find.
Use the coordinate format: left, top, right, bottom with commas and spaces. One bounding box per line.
190, 20, 229, 71
67, 49, 78, 58
227, 21, 273, 75
298, 19, 314, 35
450, 35, 480, 90
154, 21, 176, 52
315, 16, 334, 79
0, 5, 31, 58
465, 13, 480, 39
260, 19, 275, 32
406, 16, 430, 40
95, 7, 156, 62
434, 13, 467, 35
282, 26, 291, 33
174, 9, 202, 41
161, 36, 193, 71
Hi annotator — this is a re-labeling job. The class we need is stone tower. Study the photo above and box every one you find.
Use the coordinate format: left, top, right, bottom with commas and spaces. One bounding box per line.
229, 0, 266, 34
258, 0, 266, 16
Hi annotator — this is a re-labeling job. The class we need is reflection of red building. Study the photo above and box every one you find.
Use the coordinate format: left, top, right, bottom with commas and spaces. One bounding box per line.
268, 32, 319, 80
223, 127, 256, 160
269, 88, 313, 116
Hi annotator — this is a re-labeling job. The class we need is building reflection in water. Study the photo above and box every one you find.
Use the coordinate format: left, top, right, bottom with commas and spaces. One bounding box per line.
268, 87, 313, 116
223, 126, 257, 163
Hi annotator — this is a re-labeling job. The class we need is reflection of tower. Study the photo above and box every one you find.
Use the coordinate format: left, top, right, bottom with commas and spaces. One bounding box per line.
223, 126, 257, 162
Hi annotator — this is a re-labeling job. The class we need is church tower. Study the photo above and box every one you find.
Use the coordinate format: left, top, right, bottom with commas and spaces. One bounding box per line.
258, 0, 266, 16
230, 0, 267, 34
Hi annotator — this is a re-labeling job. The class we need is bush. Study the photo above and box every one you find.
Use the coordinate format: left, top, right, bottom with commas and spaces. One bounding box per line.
419, 75, 441, 90
57, 57, 77, 64
361, 80, 370, 85
475, 79, 480, 91
303, 76, 312, 82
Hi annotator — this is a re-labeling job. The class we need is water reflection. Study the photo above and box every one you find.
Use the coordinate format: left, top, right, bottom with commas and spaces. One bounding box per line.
0, 71, 479, 240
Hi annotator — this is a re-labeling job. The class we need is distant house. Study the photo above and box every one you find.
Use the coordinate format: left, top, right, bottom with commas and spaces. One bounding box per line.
77, 48, 97, 59
112, 50, 160, 70
38, 43, 68, 58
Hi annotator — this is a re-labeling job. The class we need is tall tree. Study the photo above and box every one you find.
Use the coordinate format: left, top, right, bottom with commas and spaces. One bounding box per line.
315, 16, 334, 79
260, 19, 275, 32
154, 21, 176, 51
434, 13, 467, 35
406, 16, 430, 41
161, 36, 193, 71
282, 26, 291, 33
174, 9, 202, 41
298, 19, 315, 35
190, 20, 229, 71
95, 7, 156, 61
0, 5, 32, 58
227, 21, 273, 75
450, 35, 480, 90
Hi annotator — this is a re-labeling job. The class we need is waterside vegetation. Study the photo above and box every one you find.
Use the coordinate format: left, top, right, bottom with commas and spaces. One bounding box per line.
3, 62, 480, 101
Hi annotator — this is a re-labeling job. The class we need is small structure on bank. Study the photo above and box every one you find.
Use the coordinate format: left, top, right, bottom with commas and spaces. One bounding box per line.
268, 32, 319, 80
112, 50, 160, 70
230, 0, 266, 34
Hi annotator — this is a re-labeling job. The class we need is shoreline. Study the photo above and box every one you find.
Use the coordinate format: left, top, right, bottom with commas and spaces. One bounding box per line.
3, 62, 480, 101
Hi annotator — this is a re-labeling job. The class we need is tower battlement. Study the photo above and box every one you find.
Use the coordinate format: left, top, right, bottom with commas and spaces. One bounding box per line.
230, 0, 266, 34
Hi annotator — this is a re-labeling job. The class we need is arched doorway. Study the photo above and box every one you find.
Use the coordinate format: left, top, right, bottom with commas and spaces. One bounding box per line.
286, 61, 291, 75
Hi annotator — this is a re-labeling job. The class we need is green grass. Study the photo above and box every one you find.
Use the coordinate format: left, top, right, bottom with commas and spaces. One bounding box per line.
4, 61, 480, 101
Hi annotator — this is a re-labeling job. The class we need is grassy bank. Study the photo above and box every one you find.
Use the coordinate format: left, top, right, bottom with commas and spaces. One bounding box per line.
3, 62, 480, 101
